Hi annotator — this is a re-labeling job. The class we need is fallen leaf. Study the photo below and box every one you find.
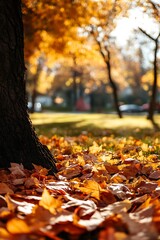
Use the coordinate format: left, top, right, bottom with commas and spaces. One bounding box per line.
39, 188, 62, 214
0, 227, 11, 238
6, 218, 31, 234
0, 183, 13, 194
9, 163, 26, 177
149, 170, 160, 180
75, 180, 101, 200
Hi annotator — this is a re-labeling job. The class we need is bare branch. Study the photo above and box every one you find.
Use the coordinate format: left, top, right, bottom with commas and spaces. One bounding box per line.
139, 27, 155, 41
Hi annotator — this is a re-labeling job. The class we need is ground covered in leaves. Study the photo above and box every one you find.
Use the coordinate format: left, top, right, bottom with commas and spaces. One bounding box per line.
0, 132, 160, 240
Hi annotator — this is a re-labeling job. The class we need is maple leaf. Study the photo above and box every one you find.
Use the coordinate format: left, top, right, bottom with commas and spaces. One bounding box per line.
89, 141, 102, 154
74, 179, 101, 200
39, 188, 62, 214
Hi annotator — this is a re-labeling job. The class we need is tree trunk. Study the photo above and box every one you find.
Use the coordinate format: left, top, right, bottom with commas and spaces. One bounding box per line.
139, 28, 160, 128
91, 29, 122, 118
0, 0, 56, 173
72, 56, 78, 110
30, 59, 42, 113
106, 50, 122, 118
147, 39, 158, 122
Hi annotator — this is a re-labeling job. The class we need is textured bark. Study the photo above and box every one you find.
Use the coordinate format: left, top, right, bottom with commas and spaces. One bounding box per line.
147, 39, 158, 122
139, 28, 160, 128
0, 0, 56, 173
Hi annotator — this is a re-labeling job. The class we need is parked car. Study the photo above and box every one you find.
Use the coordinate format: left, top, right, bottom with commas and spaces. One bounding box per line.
119, 104, 142, 113
141, 103, 160, 113
27, 102, 42, 112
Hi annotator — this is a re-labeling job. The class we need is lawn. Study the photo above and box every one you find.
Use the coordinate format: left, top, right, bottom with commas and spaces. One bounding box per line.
31, 112, 160, 137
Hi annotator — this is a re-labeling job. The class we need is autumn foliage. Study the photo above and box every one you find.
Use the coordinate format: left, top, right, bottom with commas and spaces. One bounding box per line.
0, 133, 160, 239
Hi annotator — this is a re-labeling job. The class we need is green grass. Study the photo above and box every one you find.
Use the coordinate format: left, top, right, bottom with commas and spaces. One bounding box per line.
30, 112, 160, 138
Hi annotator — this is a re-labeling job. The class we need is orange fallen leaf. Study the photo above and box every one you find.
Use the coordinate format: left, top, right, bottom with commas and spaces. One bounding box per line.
75, 180, 101, 200
6, 218, 31, 234
0, 227, 11, 239
0, 183, 13, 194
39, 188, 62, 214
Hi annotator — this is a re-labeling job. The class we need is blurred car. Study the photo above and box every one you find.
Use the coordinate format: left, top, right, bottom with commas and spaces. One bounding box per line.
119, 104, 142, 113
141, 103, 160, 113
141, 103, 149, 112
28, 102, 42, 112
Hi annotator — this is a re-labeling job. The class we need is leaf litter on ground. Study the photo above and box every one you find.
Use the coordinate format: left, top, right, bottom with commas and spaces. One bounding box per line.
0, 132, 160, 239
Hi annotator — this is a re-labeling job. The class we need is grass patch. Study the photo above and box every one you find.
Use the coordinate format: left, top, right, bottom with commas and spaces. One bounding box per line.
30, 112, 160, 138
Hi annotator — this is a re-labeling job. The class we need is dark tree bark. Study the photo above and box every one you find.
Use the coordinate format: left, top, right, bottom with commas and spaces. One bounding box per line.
0, 0, 56, 173
139, 28, 160, 128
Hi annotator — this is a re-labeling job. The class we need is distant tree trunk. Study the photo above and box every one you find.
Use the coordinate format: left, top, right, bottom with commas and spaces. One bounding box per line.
0, 0, 56, 172
72, 71, 78, 107
30, 58, 43, 113
105, 49, 122, 118
72, 56, 78, 109
148, 38, 158, 121
139, 28, 160, 126
90, 28, 122, 118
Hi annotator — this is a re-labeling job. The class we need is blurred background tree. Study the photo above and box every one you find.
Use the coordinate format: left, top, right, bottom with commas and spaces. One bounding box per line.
22, 0, 160, 123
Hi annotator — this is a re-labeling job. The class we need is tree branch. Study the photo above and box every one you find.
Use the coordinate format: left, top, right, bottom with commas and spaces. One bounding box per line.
139, 27, 155, 41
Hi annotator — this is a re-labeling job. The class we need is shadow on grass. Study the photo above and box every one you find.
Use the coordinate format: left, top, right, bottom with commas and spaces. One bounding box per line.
34, 120, 160, 139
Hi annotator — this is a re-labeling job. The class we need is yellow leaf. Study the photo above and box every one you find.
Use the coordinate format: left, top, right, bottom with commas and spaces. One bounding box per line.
89, 142, 102, 154
6, 218, 30, 234
77, 180, 101, 200
0, 227, 11, 238
39, 188, 62, 214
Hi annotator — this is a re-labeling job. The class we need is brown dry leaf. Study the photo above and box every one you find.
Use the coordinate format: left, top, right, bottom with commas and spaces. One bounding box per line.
77, 210, 104, 231
9, 163, 26, 177
46, 180, 71, 194
24, 177, 39, 188
123, 158, 140, 164
149, 170, 160, 180
136, 181, 158, 195
120, 205, 158, 238
121, 164, 140, 179
109, 183, 133, 200
12, 178, 25, 185
100, 200, 131, 217
39, 188, 62, 214
63, 195, 97, 213
52, 222, 86, 236
0, 183, 14, 194
5, 194, 35, 214
33, 164, 49, 175
58, 164, 82, 179
39, 228, 63, 240
98, 227, 115, 240
104, 163, 119, 174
